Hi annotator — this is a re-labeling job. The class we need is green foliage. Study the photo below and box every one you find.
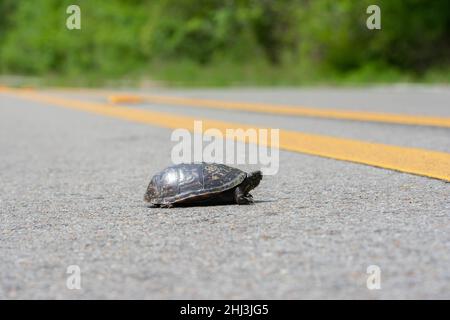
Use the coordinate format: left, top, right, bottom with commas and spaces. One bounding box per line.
296, 0, 450, 73
0, 0, 448, 85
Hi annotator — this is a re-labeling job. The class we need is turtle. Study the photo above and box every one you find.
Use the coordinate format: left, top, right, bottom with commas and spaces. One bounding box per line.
144, 163, 262, 208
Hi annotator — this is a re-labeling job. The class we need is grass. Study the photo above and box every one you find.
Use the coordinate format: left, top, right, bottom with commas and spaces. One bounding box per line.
1, 61, 449, 88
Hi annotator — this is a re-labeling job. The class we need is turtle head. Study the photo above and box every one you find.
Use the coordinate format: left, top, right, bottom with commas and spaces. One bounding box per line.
244, 170, 263, 193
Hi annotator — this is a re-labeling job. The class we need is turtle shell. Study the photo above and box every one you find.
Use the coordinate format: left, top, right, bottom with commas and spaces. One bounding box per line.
144, 163, 247, 205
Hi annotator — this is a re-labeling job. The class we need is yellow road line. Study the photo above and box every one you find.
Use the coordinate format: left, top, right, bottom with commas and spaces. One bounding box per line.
107, 93, 450, 128
109, 95, 145, 104
43, 88, 450, 128
4, 88, 450, 181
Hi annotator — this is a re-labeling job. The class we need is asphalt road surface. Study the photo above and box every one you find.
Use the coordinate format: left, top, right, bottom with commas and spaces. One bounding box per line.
1, 85, 449, 299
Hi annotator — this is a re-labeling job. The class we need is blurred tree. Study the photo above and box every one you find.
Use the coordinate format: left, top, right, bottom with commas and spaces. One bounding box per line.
0, 0, 448, 81
369, 0, 450, 72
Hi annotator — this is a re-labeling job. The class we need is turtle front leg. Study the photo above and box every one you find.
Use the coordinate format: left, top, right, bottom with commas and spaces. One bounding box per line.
234, 186, 254, 205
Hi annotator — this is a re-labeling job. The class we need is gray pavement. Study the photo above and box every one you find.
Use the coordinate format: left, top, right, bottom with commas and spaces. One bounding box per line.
1, 87, 449, 299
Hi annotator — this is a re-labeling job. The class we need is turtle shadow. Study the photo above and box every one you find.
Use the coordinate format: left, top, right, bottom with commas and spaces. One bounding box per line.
253, 199, 277, 204
176, 200, 276, 207
146, 199, 276, 208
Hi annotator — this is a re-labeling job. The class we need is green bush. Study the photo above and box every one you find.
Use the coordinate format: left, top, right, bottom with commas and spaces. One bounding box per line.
0, 0, 448, 85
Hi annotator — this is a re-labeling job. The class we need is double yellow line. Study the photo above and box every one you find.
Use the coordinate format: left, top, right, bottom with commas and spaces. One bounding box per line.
3, 87, 450, 182
108, 93, 450, 128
